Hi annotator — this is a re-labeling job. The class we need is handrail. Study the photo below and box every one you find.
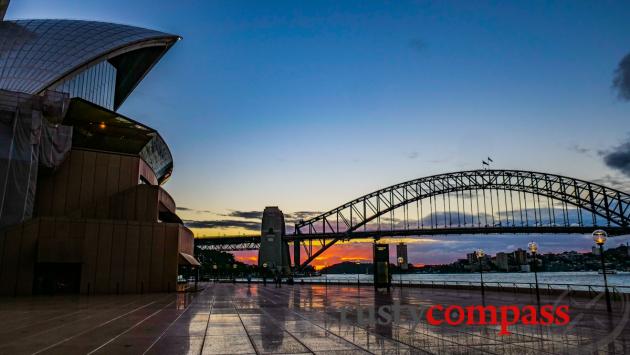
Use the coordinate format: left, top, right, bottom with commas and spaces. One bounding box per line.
279, 277, 630, 293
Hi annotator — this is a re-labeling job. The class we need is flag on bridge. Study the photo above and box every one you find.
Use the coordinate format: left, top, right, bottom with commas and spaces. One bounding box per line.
488, 157, 493, 163
482, 160, 489, 166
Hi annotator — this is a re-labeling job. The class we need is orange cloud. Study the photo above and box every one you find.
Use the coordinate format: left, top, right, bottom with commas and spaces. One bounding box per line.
340, 256, 370, 261
310, 243, 373, 270
233, 251, 258, 264
231, 240, 421, 270
232, 243, 374, 270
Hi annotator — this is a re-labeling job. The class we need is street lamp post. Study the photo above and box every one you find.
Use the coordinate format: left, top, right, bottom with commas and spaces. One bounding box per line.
593, 230, 612, 313
324, 263, 328, 296
212, 264, 217, 282
475, 249, 485, 305
194, 266, 199, 291
528, 241, 541, 309
355, 261, 361, 303
397, 256, 404, 289
262, 262, 268, 286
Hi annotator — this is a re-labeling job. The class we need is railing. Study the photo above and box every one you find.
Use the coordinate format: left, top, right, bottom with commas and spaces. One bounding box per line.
224, 276, 630, 299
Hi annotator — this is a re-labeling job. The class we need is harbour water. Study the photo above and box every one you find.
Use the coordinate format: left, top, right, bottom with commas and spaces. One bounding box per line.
296, 271, 630, 290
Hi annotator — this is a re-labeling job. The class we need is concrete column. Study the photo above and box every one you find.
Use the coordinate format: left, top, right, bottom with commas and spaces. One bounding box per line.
293, 240, 300, 269
373, 243, 390, 289
396, 242, 408, 270
257, 207, 290, 274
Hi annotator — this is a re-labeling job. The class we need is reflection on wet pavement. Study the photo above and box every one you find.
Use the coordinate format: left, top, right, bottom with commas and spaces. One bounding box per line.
0, 283, 628, 354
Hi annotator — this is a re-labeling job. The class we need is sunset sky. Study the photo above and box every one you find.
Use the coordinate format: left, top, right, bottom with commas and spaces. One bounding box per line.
8, 1, 630, 266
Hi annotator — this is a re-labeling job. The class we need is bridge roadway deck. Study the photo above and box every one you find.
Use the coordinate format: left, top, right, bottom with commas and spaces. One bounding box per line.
0, 283, 628, 354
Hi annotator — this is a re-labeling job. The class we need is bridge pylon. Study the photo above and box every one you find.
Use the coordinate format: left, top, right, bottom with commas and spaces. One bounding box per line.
293, 238, 300, 270
258, 207, 291, 274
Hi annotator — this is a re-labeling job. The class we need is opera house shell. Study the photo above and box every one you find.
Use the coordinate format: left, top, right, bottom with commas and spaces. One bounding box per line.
0, 7, 200, 295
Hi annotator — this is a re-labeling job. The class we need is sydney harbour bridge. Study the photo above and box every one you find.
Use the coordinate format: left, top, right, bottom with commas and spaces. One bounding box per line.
195, 169, 630, 269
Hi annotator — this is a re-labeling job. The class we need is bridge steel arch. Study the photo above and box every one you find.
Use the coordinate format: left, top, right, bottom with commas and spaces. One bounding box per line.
294, 169, 630, 268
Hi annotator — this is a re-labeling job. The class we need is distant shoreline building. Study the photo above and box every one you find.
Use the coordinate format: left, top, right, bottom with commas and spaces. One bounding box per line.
467, 252, 476, 264
494, 252, 509, 271
514, 248, 528, 265
0, 1, 199, 296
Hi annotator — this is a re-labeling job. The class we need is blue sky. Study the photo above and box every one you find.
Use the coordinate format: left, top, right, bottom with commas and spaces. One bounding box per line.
7, 1, 630, 263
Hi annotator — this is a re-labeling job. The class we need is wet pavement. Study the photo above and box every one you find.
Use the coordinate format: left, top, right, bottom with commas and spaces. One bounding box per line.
0, 282, 629, 354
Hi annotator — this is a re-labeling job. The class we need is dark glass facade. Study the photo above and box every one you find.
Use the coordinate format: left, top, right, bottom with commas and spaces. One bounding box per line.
52, 60, 117, 110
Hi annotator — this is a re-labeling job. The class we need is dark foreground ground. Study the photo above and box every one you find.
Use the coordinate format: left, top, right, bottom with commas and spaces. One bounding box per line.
0, 282, 629, 354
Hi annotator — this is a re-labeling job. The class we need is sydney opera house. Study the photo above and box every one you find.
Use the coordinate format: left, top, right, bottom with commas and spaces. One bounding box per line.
0, 1, 199, 295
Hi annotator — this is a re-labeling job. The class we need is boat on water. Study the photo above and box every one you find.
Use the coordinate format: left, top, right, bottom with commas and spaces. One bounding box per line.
598, 269, 617, 275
